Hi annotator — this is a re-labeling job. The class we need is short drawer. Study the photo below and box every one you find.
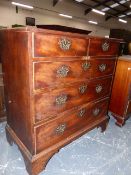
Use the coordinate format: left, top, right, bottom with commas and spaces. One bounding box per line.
33, 60, 92, 90
89, 38, 120, 56
92, 58, 116, 78
35, 98, 109, 153
126, 100, 131, 115
33, 33, 88, 57
34, 77, 112, 122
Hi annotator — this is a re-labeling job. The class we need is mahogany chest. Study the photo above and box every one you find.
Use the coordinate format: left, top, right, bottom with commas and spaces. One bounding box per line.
109, 56, 131, 126
0, 27, 120, 175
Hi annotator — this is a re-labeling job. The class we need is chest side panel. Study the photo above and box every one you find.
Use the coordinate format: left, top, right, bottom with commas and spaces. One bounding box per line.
0, 30, 34, 154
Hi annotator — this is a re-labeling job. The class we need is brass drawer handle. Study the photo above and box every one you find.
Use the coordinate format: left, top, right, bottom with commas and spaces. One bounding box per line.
55, 123, 67, 135
78, 108, 86, 117
82, 62, 91, 71
95, 85, 102, 93
93, 108, 100, 116
79, 84, 87, 94
56, 94, 67, 105
98, 64, 106, 72
57, 65, 69, 78
102, 41, 110, 52
58, 37, 71, 50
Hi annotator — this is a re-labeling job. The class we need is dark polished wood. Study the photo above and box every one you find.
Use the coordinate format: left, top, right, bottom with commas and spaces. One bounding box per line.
36, 25, 91, 35
0, 27, 120, 175
91, 57, 116, 78
34, 77, 112, 122
109, 56, 131, 126
34, 32, 89, 57
36, 98, 109, 153
33, 59, 92, 90
34, 58, 115, 90
0, 30, 34, 153
89, 38, 120, 56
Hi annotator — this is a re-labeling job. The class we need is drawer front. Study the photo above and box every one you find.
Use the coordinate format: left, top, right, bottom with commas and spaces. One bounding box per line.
34, 77, 112, 122
92, 58, 116, 78
33, 33, 88, 57
33, 60, 92, 90
126, 100, 131, 115
35, 98, 109, 153
89, 38, 119, 56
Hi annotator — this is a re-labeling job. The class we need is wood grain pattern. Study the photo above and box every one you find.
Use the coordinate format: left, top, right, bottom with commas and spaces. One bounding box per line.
109, 57, 131, 126
0, 30, 35, 153
89, 38, 120, 56
33, 60, 92, 90
92, 58, 116, 78
34, 77, 112, 122
36, 98, 109, 153
33, 33, 88, 57
34, 58, 115, 90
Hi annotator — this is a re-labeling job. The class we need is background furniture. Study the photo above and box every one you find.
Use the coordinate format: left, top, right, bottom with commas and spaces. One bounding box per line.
109, 56, 131, 126
0, 27, 120, 175
110, 29, 131, 55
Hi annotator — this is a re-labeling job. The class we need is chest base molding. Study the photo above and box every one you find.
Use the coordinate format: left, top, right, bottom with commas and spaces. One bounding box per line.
6, 116, 109, 175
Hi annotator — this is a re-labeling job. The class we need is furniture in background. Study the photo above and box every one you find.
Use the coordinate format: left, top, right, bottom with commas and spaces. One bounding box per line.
110, 29, 131, 55
0, 27, 120, 175
0, 64, 6, 122
109, 56, 131, 126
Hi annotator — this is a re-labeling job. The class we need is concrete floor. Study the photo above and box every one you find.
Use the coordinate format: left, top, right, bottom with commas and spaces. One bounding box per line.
0, 116, 131, 175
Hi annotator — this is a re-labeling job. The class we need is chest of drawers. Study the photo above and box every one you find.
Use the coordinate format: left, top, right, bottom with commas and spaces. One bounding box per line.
109, 56, 131, 126
0, 27, 120, 175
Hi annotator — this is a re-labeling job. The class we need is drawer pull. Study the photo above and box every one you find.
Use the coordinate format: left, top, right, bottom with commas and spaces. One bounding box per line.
102, 41, 110, 52
57, 65, 69, 78
56, 94, 67, 105
82, 62, 91, 71
93, 108, 100, 116
95, 85, 102, 93
79, 85, 87, 94
58, 38, 71, 51
99, 64, 106, 72
78, 108, 86, 117
55, 123, 67, 134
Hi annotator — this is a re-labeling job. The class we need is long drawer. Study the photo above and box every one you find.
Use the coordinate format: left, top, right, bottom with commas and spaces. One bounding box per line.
33, 60, 92, 90
33, 33, 88, 57
34, 77, 112, 122
35, 98, 109, 153
33, 59, 115, 90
